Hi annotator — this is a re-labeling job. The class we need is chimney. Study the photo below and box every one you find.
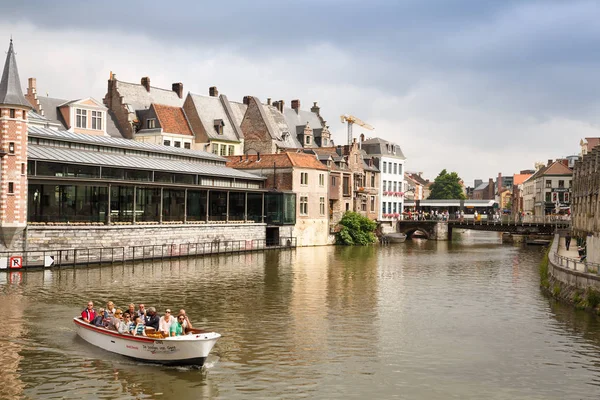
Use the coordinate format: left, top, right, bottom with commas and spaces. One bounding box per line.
141, 77, 151, 92
267, 98, 272, 105
291, 99, 300, 113
209, 86, 219, 97
172, 82, 183, 98
26, 77, 41, 113
497, 172, 502, 194
311, 101, 320, 115
243, 96, 251, 105
277, 100, 284, 113
547, 159, 552, 167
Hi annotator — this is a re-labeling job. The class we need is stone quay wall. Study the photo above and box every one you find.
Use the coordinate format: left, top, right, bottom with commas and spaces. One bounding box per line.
24, 223, 267, 252
548, 234, 600, 292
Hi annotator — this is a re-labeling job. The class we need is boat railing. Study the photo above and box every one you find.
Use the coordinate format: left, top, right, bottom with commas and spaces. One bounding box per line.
0, 236, 297, 270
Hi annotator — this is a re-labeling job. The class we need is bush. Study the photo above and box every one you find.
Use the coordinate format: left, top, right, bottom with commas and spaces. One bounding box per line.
336, 212, 377, 246
539, 246, 550, 289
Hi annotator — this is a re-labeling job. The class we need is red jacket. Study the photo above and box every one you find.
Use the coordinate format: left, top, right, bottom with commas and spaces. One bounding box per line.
81, 308, 96, 322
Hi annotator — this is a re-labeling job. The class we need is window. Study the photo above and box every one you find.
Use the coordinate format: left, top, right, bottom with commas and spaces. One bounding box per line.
76, 109, 87, 128
393, 163, 397, 174
9, 109, 15, 118
323, 138, 328, 146
220, 145, 227, 156
371, 173, 375, 188
569, 180, 572, 187
8, 182, 13, 194
320, 197, 325, 215
174, 141, 181, 148
564, 192, 570, 202
184, 143, 191, 149
393, 202, 397, 213
163, 140, 171, 146
214, 119, 224, 134
346, 203, 350, 211
319, 174, 325, 186
382, 203, 386, 215
91, 111, 102, 130
383, 162, 387, 173
383, 180, 386, 192
300, 196, 308, 215
212, 144, 219, 154
22, 110, 26, 119
21, 163, 25, 175
370, 196, 375, 211
393, 182, 397, 192
546, 192, 551, 202
306, 136, 311, 145
331, 176, 337, 186
8, 142, 14, 154
228, 145, 235, 156
398, 164, 402, 175
558, 180, 564, 188
361, 198, 367, 211
343, 177, 350, 196
545, 180, 551, 188
301, 172, 308, 185
388, 202, 392, 214
147, 119, 156, 129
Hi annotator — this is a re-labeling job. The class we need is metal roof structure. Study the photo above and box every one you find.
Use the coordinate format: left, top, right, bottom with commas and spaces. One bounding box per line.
0, 40, 31, 109
28, 125, 225, 163
28, 145, 265, 181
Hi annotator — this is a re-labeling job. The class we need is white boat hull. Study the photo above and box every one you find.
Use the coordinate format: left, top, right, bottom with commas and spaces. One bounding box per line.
74, 318, 220, 366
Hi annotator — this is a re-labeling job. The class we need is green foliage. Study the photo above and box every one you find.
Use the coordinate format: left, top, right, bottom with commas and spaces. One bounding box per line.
428, 169, 466, 200
336, 212, 377, 246
552, 283, 561, 297
586, 288, 600, 309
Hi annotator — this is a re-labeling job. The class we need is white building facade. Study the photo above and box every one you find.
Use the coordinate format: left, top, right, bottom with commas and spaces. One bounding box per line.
361, 138, 406, 221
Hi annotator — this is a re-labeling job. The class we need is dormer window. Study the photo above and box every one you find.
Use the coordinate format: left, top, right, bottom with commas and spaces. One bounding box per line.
306, 136, 311, 145
323, 138, 328, 146
76, 109, 87, 128
147, 118, 156, 129
91, 111, 102, 130
214, 119, 225, 135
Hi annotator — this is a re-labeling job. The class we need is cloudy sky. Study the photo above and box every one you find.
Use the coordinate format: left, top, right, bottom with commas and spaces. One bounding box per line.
1, 0, 597, 185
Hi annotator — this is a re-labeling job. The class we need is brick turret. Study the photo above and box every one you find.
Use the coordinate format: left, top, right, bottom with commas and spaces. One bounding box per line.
0, 39, 31, 248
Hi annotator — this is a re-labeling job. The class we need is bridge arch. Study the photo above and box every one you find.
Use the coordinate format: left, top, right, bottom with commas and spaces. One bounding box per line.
402, 227, 431, 239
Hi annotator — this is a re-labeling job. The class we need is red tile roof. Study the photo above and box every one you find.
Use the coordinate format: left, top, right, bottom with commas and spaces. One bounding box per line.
585, 137, 600, 153
226, 152, 328, 170
513, 173, 532, 186
152, 104, 193, 136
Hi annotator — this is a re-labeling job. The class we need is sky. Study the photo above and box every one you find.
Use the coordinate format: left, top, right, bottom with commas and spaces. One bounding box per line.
1, 0, 597, 186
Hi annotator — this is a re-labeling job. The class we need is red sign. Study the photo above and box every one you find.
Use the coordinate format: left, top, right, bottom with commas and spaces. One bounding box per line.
9, 256, 22, 269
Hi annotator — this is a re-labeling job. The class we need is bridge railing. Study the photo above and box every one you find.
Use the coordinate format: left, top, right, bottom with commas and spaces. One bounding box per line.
550, 234, 600, 275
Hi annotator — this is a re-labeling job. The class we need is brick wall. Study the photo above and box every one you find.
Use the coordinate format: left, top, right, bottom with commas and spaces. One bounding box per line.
103, 78, 134, 139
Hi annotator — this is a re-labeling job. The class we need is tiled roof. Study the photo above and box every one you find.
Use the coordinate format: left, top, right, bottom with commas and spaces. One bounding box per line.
283, 107, 323, 136
226, 152, 328, 170
0, 40, 31, 108
115, 79, 184, 111
188, 93, 242, 142
152, 104, 193, 136
513, 173, 532, 186
584, 137, 600, 153
406, 172, 429, 186
543, 161, 572, 176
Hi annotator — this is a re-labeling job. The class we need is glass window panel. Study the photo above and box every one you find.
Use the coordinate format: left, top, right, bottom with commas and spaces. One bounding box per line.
28, 184, 108, 223
186, 190, 208, 222
136, 187, 161, 222
102, 167, 125, 180
162, 189, 186, 222
154, 171, 174, 183
110, 186, 134, 223
36, 162, 65, 177
27, 160, 35, 175
209, 191, 228, 221
229, 192, 245, 221
247, 193, 263, 223
174, 174, 195, 185
125, 169, 151, 181
65, 164, 100, 178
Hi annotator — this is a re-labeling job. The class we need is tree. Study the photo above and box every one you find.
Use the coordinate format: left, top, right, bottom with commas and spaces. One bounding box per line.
336, 211, 377, 245
428, 169, 466, 200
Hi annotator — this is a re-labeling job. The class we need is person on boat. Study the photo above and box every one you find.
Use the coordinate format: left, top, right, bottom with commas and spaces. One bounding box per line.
137, 304, 146, 319
91, 308, 105, 327
81, 301, 96, 323
105, 301, 116, 316
159, 309, 175, 336
178, 309, 193, 331
144, 307, 160, 331
170, 314, 186, 337
117, 312, 131, 334
127, 303, 136, 318
130, 316, 146, 336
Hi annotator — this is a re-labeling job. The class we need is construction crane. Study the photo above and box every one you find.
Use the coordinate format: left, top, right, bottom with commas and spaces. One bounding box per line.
340, 114, 374, 145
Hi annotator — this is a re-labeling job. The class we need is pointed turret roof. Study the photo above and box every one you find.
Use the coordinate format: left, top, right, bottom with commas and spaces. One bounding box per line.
0, 39, 30, 109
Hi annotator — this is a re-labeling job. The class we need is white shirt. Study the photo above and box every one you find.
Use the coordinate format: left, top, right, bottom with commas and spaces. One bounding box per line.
159, 315, 174, 333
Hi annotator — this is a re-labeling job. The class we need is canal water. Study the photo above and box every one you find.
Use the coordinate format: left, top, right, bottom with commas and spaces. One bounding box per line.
1, 231, 600, 399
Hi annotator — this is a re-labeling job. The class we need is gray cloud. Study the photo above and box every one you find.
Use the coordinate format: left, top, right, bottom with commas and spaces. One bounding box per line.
0, 0, 597, 185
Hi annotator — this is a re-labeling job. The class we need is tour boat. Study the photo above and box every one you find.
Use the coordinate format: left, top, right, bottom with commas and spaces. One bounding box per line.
382, 232, 407, 243
73, 317, 221, 366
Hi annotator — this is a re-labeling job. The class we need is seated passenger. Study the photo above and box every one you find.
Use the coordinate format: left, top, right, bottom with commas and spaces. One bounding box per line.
105, 301, 116, 316
137, 304, 147, 319
81, 301, 96, 323
178, 309, 193, 331
158, 309, 175, 336
127, 303, 136, 319
144, 307, 160, 330
91, 308, 105, 327
118, 312, 132, 334
108, 309, 124, 332
170, 314, 186, 337
131, 316, 146, 336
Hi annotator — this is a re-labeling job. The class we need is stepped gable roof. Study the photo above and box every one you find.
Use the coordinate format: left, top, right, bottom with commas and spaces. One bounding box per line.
0, 40, 31, 108
152, 104, 193, 136
115, 79, 184, 111
226, 152, 327, 170
361, 137, 406, 159
188, 93, 243, 142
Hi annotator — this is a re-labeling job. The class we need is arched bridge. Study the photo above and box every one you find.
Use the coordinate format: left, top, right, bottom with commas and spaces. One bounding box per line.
397, 219, 570, 240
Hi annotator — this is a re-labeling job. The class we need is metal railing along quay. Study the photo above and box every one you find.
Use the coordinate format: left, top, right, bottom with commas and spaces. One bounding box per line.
550, 234, 600, 275
0, 237, 297, 271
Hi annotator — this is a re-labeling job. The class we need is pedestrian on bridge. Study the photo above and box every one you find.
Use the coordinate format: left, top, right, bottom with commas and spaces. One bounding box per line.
565, 233, 572, 251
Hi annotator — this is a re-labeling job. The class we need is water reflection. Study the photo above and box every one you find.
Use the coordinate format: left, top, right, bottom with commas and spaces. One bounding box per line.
1, 233, 600, 399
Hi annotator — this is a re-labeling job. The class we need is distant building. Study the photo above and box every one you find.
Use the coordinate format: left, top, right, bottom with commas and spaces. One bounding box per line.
580, 137, 600, 156
523, 160, 572, 217
404, 172, 429, 201
472, 178, 495, 200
